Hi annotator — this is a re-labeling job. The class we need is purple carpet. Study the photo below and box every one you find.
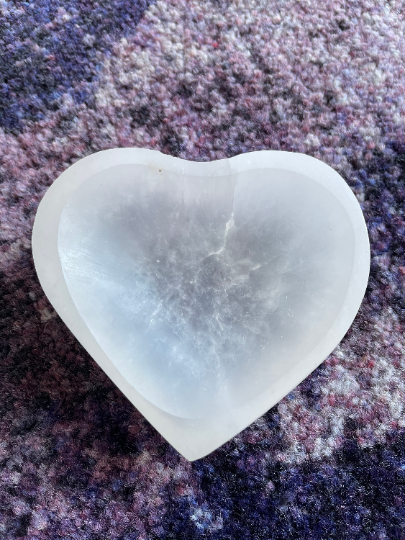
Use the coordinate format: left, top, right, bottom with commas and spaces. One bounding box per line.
1, 1, 405, 538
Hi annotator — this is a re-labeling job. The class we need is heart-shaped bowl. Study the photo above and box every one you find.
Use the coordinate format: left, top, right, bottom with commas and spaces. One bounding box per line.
32, 149, 370, 460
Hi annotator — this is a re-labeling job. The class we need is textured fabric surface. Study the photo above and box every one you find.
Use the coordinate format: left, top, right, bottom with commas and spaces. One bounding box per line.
1, 1, 405, 538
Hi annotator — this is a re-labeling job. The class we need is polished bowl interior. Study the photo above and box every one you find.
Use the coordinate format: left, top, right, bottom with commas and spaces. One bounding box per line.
58, 164, 355, 419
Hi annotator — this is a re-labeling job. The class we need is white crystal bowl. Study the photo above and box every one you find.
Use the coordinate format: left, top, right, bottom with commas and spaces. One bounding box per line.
32, 149, 370, 460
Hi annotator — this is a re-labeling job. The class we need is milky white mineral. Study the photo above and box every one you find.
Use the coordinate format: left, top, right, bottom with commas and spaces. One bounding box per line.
32, 149, 370, 460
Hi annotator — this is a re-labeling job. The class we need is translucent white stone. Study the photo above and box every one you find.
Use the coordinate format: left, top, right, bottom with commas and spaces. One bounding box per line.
32, 149, 370, 459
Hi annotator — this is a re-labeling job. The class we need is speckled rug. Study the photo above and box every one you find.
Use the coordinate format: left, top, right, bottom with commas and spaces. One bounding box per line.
1, 1, 405, 538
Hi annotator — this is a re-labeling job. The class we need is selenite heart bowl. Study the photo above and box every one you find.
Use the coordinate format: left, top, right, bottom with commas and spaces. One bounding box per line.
32, 149, 370, 460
